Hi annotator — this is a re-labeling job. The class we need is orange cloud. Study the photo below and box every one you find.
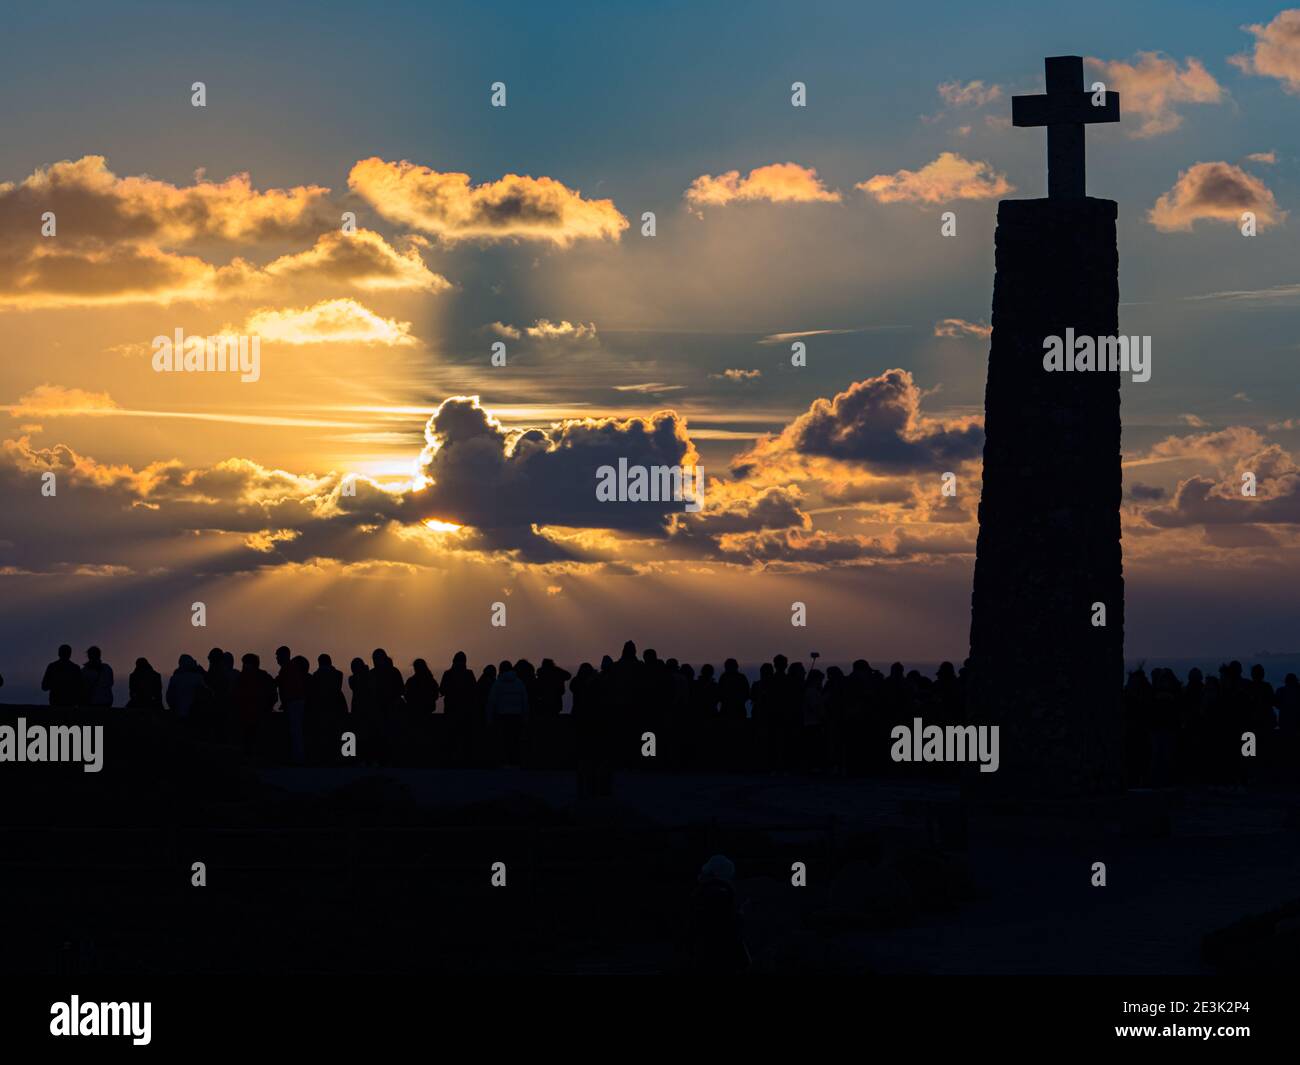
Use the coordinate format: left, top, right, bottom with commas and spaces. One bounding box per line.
242, 299, 416, 346
685, 162, 842, 208
1149, 162, 1283, 231
934, 318, 991, 338
255, 228, 449, 293
0, 226, 446, 308
857, 152, 1012, 204
0, 156, 448, 307
7, 385, 119, 419
0, 155, 334, 245
1231, 9, 1300, 93
347, 157, 627, 245
1085, 53, 1222, 138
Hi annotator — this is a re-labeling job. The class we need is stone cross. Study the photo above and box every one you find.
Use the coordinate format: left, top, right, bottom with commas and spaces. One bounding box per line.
1012, 56, 1120, 199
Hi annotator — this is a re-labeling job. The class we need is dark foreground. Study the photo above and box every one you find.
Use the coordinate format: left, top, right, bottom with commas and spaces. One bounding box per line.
2, 707, 1298, 980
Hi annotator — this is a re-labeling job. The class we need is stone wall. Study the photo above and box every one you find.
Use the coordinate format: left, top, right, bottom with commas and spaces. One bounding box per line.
967, 197, 1124, 796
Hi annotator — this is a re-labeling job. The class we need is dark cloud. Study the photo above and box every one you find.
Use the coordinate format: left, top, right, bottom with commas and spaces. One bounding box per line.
733, 369, 983, 476
1127, 482, 1167, 501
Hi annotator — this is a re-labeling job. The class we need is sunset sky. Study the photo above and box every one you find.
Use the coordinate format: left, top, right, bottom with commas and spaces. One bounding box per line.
2, 0, 1300, 699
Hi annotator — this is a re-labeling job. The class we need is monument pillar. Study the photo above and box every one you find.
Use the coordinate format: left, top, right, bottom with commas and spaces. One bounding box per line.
967, 57, 1125, 796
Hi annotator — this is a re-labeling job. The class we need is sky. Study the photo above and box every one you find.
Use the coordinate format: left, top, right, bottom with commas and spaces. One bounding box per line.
2, 0, 1299, 699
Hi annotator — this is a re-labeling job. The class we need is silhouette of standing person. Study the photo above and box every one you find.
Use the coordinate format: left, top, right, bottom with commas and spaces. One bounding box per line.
440, 651, 476, 766
348, 657, 375, 765
42, 644, 83, 707
275, 646, 309, 765
166, 654, 210, 718
236, 652, 276, 757
127, 657, 163, 710
309, 654, 347, 764
405, 658, 440, 714
487, 661, 528, 767
81, 646, 114, 707
571, 662, 611, 797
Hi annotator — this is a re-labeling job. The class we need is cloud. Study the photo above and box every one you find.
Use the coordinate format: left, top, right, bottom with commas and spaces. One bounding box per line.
0, 157, 449, 308
1145, 452, 1300, 528
242, 299, 416, 346
347, 157, 628, 245
757, 328, 862, 345
612, 382, 685, 394
524, 319, 597, 341
0, 155, 334, 245
1127, 425, 1266, 469
0, 187, 446, 308
1149, 161, 1283, 231
1085, 53, 1222, 138
711, 369, 762, 381
685, 163, 842, 208
1231, 9, 1300, 92
254, 228, 449, 293
489, 319, 597, 342
732, 369, 983, 476
7, 385, 119, 419
1246, 151, 1277, 164
934, 318, 991, 338
857, 152, 1012, 205
413, 396, 701, 554
937, 80, 1002, 108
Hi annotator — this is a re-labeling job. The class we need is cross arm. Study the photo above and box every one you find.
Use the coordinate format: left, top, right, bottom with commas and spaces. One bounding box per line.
1012, 92, 1120, 127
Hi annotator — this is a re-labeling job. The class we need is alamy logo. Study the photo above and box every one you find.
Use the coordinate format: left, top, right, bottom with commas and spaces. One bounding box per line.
890, 717, 1000, 773
152, 328, 261, 382
50, 996, 151, 1045
0, 718, 103, 772
595, 458, 705, 512
1042, 329, 1150, 383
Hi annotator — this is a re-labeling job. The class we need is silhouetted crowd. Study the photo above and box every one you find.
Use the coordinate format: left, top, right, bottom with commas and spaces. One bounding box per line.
1123, 661, 1300, 788
28, 642, 1300, 785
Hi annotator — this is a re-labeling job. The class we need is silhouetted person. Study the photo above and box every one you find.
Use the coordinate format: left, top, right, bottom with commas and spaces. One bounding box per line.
166, 654, 210, 717
438, 652, 475, 765
799, 668, 827, 771
535, 658, 570, 717
370, 649, 405, 764
487, 660, 528, 767
348, 657, 376, 764
718, 659, 749, 723
275, 646, 309, 765
405, 658, 439, 714
126, 657, 163, 710
81, 646, 114, 707
440, 653, 475, 714
750, 661, 776, 772
235, 652, 276, 756
309, 654, 347, 763
42, 644, 82, 707
572, 662, 612, 797
475, 662, 497, 716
